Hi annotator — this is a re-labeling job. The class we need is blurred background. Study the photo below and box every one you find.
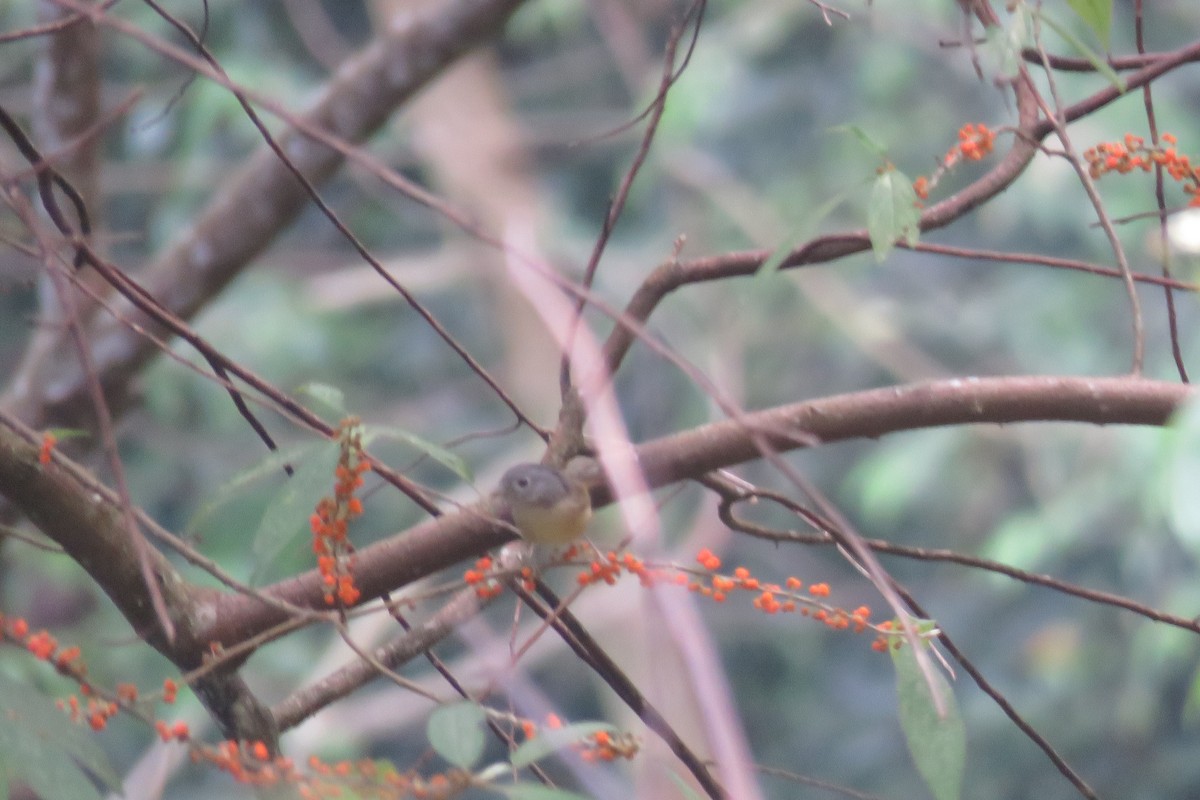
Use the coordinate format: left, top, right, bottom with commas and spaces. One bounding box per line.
2, 0, 1200, 797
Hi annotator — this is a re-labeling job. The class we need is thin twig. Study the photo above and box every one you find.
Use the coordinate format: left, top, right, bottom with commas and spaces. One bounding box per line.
1026, 10, 1143, 374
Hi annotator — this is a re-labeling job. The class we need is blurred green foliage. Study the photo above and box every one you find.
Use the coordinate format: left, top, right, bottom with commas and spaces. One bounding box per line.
3, 0, 1200, 798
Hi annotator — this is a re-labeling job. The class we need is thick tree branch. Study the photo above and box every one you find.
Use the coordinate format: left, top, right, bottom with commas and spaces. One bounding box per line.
195, 375, 1194, 650
6, 0, 527, 428
0, 424, 210, 663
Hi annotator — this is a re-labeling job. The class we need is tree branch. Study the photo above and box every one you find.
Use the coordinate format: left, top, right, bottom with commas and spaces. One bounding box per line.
6, 0, 528, 428
195, 375, 1193, 650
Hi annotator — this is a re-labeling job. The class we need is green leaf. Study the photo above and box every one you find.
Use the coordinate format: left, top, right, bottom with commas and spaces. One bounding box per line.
185, 440, 326, 537
985, 4, 1031, 78
427, 701, 486, 769
891, 641, 966, 800
848, 428, 959, 527
867, 168, 921, 263
362, 425, 472, 482
296, 382, 347, 419
509, 722, 617, 768
756, 125, 885, 279
757, 188, 855, 279
44, 427, 91, 442
1161, 396, 1200, 551
1066, 0, 1113, 48
502, 784, 592, 800
252, 439, 343, 580
1035, 10, 1123, 92
1184, 661, 1200, 727
0, 673, 121, 800
828, 124, 889, 157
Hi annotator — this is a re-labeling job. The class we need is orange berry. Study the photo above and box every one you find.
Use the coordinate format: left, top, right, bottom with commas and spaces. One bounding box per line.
56, 645, 82, 666
27, 631, 56, 660
38, 432, 56, 465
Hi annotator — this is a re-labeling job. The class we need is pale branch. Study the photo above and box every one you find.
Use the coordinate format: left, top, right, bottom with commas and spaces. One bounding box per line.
272, 587, 485, 731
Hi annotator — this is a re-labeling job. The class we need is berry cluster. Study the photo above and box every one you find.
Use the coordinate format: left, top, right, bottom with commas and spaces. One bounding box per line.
310, 419, 370, 606
463, 555, 506, 599
1084, 133, 1200, 205
535, 712, 640, 763
2, 612, 186, 738
913, 122, 998, 202
306, 757, 471, 799
464, 546, 900, 651
38, 431, 56, 464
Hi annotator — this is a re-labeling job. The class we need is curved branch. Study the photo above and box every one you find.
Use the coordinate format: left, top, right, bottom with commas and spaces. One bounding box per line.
198, 375, 1194, 650
599, 66, 1043, 376
600, 37, 1200, 377
4, 373, 1190, 696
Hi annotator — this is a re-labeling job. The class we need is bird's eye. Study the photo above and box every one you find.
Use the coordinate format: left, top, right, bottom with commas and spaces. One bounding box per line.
516, 477, 530, 489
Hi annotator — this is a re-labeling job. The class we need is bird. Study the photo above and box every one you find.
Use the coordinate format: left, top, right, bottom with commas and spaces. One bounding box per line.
496, 462, 592, 545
